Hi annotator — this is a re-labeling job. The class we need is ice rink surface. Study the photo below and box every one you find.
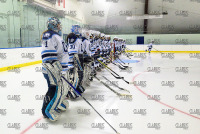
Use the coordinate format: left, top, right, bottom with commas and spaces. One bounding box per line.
1, 53, 200, 134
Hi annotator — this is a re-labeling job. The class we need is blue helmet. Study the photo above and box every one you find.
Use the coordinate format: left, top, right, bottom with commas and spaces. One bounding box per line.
47, 17, 61, 31
71, 24, 81, 35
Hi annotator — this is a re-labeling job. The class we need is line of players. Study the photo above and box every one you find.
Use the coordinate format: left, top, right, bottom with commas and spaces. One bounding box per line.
41, 17, 127, 121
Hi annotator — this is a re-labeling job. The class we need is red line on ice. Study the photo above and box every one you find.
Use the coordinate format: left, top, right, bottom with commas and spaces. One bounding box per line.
133, 72, 200, 120
20, 116, 43, 134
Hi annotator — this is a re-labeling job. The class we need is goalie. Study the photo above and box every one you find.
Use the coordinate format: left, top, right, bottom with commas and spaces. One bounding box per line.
41, 17, 70, 121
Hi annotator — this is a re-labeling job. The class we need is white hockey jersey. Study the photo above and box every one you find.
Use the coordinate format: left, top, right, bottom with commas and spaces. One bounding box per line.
41, 30, 69, 73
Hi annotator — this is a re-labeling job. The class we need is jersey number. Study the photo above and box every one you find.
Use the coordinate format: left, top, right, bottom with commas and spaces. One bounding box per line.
45, 41, 48, 47
70, 44, 75, 49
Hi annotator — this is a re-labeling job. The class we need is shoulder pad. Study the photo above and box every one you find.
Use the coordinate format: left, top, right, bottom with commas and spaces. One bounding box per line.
82, 37, 87, 42
42, 30, 59, 40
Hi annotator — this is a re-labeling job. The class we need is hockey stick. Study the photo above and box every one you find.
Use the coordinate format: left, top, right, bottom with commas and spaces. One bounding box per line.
102, 76, 130, 93
114, 59, 129, 68
100, 56, 127, 70
107, 55, 129, 68
97, 59, 132, 84
153, 48, 164, 54
86, 64, 123, 79
94, 76, 130, 97
61, 76, 120, 134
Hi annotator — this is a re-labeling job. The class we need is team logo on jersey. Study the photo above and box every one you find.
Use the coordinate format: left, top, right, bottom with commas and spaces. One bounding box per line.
43, 33, 50, 38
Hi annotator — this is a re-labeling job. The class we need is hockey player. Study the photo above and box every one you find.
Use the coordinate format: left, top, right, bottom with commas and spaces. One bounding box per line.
122, 39, 126, 53
81, 29, 93, 86
147, 40, 153, 53
113, 37, 119, 58
66, 24, 85, 99
41, 17, 69, 121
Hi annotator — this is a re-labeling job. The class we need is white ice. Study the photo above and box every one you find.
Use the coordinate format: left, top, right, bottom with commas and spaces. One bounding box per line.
0, 53, 200, 134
